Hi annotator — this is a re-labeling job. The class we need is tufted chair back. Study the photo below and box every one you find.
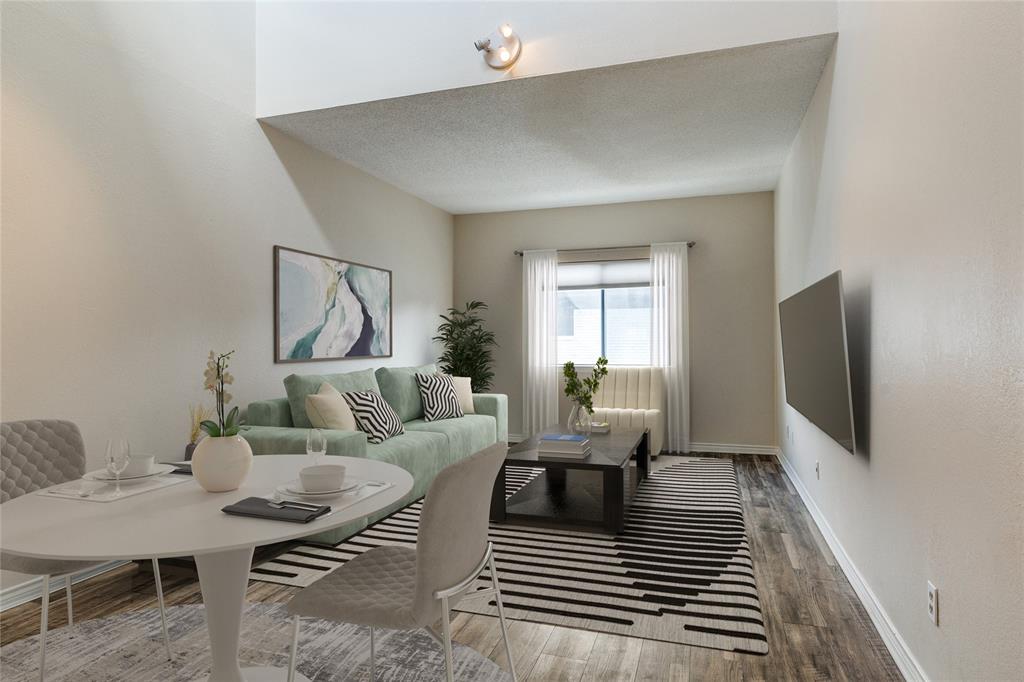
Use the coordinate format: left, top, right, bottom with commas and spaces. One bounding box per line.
593, 367, 664, 410
1, 420, 87, 503
591, 367, 666, 455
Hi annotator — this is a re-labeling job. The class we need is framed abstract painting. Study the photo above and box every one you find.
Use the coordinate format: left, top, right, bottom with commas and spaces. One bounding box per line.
274, 246, 393, 362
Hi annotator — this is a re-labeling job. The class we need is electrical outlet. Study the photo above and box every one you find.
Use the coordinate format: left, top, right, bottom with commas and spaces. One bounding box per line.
928, 582, 939, 625
815, 461, 820, 480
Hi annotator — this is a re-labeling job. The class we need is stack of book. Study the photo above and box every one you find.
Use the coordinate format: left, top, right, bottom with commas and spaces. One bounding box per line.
538, 434, 591, 459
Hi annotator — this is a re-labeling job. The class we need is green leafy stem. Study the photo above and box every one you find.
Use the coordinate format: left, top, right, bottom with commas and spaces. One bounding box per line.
563, 356, 609, 413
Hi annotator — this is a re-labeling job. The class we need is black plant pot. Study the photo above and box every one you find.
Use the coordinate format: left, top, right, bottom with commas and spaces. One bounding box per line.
185, 443, 197, 461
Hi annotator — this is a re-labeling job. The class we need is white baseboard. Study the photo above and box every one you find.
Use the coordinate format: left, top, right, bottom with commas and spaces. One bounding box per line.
689, 442, 780, 456
775, 449, 927, 682
0, 561, 128, 612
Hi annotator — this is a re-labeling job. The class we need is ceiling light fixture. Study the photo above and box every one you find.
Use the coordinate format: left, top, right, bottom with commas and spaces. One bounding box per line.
474, 24, 522, 70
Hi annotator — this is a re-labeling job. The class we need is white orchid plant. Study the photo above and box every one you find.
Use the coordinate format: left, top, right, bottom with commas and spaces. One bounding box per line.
200, 350, 240, 437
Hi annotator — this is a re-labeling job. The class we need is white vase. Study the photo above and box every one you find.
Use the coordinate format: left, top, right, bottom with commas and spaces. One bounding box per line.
191, 435, 253, 492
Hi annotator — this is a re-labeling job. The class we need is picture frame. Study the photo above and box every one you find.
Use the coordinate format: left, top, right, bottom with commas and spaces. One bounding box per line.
274, 245, 393, 363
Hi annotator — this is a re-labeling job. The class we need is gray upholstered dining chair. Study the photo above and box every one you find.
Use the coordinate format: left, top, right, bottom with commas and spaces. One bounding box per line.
0, 420, 172, 680
286, 443, 517, 682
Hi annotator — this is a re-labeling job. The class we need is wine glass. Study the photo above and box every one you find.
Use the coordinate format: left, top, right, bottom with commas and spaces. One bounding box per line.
106, 438, 131, 498
306, 428, 326, 466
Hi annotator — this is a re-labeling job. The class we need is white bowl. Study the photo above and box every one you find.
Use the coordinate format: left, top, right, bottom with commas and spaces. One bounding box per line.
120, 453, 156, 477
300, 464, 346, 493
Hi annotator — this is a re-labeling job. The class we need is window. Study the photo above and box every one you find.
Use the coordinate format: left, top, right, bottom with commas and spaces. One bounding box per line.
557, 261, 651, 366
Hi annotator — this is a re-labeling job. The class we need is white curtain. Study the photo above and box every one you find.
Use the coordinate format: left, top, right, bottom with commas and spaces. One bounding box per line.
650, 243, 691, 453
522, 249, 559, 436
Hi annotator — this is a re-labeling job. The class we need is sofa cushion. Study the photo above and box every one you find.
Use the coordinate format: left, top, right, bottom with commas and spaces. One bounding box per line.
415, 373, 463, 422
344, 391, 405, 444
284, 369, 380, 428
364, 430, 453, 491
450, 376, 475, 414
240, 425, 368, 457
404, 415, 497, 460
306, 383, 357, 431
375, 364, 436, 422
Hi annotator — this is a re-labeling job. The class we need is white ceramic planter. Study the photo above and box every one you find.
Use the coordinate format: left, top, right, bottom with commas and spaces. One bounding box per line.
192, 435, 253, 492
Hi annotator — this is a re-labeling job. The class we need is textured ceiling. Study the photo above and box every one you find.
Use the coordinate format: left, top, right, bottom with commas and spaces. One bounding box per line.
262, 35, 835, 214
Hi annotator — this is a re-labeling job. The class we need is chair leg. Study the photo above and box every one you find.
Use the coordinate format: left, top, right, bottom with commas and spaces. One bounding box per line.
287, 616, 300, 682
440, 596, 454, 682
369, 626, 376, 681
65, 574, 74, 626
151, 558, 172, 660
489, 553, 518, 682
39, 575, 50, 682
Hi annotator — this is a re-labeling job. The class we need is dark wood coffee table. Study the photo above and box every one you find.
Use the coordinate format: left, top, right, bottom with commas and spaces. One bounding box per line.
490, 426, 649, 533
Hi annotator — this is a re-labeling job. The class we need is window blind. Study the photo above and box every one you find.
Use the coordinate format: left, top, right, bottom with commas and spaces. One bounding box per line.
557, 260, 650, 290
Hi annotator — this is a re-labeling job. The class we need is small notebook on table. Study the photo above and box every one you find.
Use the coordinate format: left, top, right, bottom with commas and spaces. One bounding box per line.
222, 497, 331, 524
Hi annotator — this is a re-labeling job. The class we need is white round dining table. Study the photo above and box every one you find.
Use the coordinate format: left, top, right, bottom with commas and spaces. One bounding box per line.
0, 454, 414, 682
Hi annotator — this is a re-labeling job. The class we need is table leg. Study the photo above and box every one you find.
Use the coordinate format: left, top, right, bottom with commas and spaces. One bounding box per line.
604, 467, 625, 534
196, 547, 311, 682
546, 467, 567, 491
637, 430, 650, 482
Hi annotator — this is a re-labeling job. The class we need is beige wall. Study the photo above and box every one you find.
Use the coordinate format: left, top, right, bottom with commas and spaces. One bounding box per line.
454, 193, 775, 445
1, 3, 453, 587
775, 3, 1023, 679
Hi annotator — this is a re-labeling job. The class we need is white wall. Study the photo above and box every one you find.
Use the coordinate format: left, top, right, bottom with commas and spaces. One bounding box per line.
774, 3, 1023, 680
1, 3, 452, 480
254, 1, 836, 116
454, 193, 775, 446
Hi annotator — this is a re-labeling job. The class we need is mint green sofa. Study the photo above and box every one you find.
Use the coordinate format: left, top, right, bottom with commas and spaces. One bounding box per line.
241, 365, 508, 543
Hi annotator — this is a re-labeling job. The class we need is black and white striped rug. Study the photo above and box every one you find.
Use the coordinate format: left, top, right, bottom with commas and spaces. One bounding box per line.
250, 459, 768, 655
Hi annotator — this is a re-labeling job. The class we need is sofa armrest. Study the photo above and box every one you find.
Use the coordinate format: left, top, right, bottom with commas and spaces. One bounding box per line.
247, 398, 293, 427
472, 393, 508, 443
241, 426, 367, 457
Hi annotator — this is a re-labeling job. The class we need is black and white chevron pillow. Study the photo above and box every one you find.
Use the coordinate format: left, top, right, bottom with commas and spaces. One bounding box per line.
415, 373, 464, 422
342, 391, 405, 444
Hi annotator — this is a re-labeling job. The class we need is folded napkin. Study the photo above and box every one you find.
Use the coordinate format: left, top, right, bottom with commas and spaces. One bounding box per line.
221, 497, 331, 524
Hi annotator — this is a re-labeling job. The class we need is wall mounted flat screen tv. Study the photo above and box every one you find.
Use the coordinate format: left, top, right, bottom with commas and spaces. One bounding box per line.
778, 271, 856, 453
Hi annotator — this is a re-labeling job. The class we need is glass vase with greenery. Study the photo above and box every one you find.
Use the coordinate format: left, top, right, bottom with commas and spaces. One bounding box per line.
433, 301, 498, 392
563, 356, 609, 434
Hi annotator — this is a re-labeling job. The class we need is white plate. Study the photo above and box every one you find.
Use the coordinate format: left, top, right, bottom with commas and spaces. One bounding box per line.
279, 479, 361, 498
84, 464, 177, 483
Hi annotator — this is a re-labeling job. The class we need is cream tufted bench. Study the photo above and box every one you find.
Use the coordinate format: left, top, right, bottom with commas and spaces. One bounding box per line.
591, 367, 665, 456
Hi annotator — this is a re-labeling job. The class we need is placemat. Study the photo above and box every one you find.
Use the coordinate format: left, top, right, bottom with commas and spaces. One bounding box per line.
38, 475, 190, 503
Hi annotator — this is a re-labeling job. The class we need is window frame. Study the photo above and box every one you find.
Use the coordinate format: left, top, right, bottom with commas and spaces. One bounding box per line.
556, 281, 652, 366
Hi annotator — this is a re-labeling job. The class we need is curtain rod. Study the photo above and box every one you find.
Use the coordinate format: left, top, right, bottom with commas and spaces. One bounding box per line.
513, 242, 694, 257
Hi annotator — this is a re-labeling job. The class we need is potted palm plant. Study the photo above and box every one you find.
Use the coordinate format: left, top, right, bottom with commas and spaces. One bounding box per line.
433, 301, 498, 392
191, 350, 252, 492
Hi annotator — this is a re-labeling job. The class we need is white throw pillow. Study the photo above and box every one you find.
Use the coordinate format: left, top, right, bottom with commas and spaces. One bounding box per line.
450, 376, 475, 414
305, 382, 357, 431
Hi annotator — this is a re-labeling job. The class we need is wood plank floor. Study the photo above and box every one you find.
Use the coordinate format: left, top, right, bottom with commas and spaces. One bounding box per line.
0, 454, 902, 681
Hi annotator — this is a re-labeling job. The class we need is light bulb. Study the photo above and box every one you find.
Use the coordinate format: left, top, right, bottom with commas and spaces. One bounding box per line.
500, 24, 513, 38
499, 47, 511, 62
